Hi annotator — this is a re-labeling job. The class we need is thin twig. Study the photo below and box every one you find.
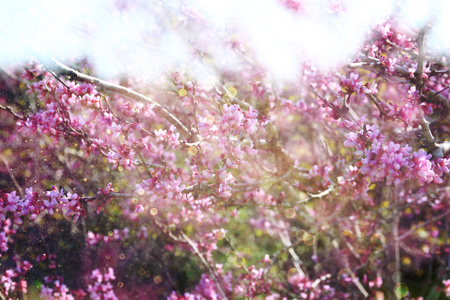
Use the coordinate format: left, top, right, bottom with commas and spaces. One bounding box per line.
80, 192, 134, 202
134, 147, 153, 178
0, 103, 26, 120
357, 54, 450, 113
301, 186, 334, 204
392, 186, 401, 300
367, 94, 389, 119
0, 153, 24, 197
45, 67, 71, 90
398, 209, 450, 241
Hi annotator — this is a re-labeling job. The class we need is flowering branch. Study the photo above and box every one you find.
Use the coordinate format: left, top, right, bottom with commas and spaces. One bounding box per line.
49, 59, 194, 140
352, 55, 450, 113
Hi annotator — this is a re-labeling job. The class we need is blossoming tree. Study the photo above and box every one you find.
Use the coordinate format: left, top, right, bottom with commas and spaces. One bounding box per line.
1, 1, 450, 299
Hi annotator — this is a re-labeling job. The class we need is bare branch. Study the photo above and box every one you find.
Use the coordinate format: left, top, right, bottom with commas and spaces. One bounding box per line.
0, 153, 24, 198
418, 112, 437, 148
416, 27, 426, 90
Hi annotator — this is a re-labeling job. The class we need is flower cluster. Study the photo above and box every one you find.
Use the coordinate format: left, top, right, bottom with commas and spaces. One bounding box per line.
0, 260, 31, 298
135, 173, 186, 203
87, 268, 118, 300
40, 276, 75, 300
288, 272, 337, 299
198, 105, 260, 138
339, 73, 366, 99
443, 279, 450, 297
345, 125, 450, 186
155, 125, 180, 149
167, 274, 220, 300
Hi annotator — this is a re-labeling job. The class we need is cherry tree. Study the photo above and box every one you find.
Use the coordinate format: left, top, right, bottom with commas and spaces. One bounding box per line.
0, 1, 450, 299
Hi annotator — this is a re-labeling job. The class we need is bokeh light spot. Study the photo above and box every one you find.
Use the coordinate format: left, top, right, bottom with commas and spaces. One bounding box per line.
205, 114, 215, 125
285, 208, 296, 219
260, 175, 274, 190
227, 251, 237, 262
296, 229, 307, 240
375, 291, 385, 300
402, 256, 411, 266
394, 283, 408, 298
304, 234, 316, 246
154, 276, 162, 284
214, 230, 226, 240
370, 233, 386, 249
381, 209, 392, 219
392, 271, 401, 283
233, 256, 246, 267
416, 228, 428, 240
227, 86, 237, 97
188, 146, 198, 156
286, 268, 297, 281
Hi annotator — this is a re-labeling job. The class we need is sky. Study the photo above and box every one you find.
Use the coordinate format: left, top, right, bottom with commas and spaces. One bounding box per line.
0, 0, 449, 81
